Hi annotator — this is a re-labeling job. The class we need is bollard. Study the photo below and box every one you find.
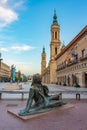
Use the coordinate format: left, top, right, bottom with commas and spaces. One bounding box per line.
0, 93, 2, 100
59, 93, 62, 100
76, 93, 80, 100
21, 93, 24, 100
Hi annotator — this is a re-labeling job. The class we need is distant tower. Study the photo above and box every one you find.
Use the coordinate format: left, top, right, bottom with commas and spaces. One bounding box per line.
41, 46, 46, 74
50, 9, 61, 60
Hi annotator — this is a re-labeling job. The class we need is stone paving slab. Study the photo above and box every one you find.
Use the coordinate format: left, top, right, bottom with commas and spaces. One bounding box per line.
7, 104, 74, 121
0, 99, 87, 130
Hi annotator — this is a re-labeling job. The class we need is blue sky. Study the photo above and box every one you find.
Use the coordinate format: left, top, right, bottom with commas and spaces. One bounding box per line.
0, 0, 87, 75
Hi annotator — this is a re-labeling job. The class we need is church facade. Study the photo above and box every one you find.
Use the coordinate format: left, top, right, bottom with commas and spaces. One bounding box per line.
41, 11, 87, 87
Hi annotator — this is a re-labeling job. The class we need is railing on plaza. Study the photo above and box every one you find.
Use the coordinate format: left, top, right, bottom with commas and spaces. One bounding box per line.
49, 90, 87, 100
0, 90, 29, 100
0, 89, 87, 100
49, 90, 87, 94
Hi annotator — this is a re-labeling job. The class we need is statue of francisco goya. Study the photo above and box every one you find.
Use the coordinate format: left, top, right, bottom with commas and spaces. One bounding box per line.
18, 74, 66, 116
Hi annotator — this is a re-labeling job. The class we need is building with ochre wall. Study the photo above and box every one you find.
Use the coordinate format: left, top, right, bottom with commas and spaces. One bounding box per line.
56, 26, 87, 87
41, 10, 87, 87
41, 10, 61, 84
0, 62, 11, 82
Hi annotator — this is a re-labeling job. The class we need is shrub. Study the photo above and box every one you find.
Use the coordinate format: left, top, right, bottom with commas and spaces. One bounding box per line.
74, 83, 80, 88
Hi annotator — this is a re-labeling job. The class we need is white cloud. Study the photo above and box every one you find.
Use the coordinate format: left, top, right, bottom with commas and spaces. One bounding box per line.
10, 61, 32, 66
0, 47, 8, 52
0, 0, 26, 28
0, 44, 35, 53
0, 6, 18, 28
11, 45, 34, 52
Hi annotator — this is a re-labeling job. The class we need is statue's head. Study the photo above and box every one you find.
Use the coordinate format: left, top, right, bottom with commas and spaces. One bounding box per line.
32, 74, 41, 84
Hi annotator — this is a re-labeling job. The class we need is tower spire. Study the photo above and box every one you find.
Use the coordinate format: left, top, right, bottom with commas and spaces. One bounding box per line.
53, 9, 58, 25
42, 46, 45, 54
41, 46, 46, 75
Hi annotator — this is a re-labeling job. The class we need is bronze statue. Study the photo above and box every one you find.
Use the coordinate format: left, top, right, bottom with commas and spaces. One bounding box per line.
19, 74, 66, 116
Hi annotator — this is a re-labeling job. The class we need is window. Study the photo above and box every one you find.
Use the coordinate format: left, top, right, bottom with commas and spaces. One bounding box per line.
52, 32, 54, 39
75, 54, 78, 62
55, 47, 57, 55
82, 49, 86, 58
55, 32, 57, 39
43, 57, 45, 60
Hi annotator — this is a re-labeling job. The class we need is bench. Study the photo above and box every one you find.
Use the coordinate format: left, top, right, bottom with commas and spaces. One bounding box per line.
0, 90, 62, 101
49, 90, 87, 100
0, 90, 29, 100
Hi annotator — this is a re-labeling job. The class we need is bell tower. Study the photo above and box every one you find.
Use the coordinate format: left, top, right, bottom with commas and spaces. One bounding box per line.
50, 10, 61, 61
49, 10, 61, 84
41, 46, 46, 75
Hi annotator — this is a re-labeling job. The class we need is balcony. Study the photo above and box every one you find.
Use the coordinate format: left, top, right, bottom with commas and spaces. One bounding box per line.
67, 59, 78, 67
56, 59, 78, 71
57, 54, 87, 72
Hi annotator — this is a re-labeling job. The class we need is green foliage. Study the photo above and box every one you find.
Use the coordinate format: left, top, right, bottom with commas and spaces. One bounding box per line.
74, 83, 80, 88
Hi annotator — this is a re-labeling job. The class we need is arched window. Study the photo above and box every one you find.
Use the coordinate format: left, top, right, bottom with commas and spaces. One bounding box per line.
52, 32, 54, 39
55, 47, 57, 55
55, 32, 57, 39
82, 49, 85, 58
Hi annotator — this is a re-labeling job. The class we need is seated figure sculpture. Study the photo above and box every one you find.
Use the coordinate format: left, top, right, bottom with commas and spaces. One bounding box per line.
19, 74, 66, 116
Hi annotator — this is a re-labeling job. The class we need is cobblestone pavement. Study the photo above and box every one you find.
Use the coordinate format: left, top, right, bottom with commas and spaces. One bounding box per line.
48, 84, 87, 99
0, 99, 87, 130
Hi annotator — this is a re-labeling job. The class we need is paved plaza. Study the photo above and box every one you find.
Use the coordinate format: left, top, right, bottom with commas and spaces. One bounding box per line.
1, 82, 87, 99
0, 83, 87, 130
0, 99, 87, 130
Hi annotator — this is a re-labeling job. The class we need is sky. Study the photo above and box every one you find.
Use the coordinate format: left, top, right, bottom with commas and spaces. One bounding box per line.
0, 0, 87, 75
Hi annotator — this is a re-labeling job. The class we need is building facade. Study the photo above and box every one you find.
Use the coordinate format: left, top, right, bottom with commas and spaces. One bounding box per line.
0, 62, 11, 82
56, 26, 87, 87
41, 10, 87, 87
41, 10, 61, 84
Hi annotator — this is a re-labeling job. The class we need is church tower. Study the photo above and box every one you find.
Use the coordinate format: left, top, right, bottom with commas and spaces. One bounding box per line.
50, 10, 61, 83
41, 46, 46, 75
50, 10, 61, 60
